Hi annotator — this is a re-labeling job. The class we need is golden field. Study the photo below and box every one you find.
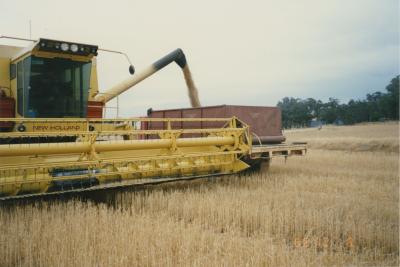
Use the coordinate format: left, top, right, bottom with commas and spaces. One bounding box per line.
285, 121, 399, 153
0, 122, 398, 266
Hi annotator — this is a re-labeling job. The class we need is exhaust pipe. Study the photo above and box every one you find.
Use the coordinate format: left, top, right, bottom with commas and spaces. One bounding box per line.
96, 49, 201, 107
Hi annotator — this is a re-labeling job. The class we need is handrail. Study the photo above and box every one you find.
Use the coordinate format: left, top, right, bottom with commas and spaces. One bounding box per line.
0, 117, 234, 123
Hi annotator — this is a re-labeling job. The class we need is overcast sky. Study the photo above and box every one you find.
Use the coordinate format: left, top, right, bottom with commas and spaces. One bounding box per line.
0, 0, 398, 116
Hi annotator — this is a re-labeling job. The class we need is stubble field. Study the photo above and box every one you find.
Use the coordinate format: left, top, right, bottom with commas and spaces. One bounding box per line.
0, 122, 398, 266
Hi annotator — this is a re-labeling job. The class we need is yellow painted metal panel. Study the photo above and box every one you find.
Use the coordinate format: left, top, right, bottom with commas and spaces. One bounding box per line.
89, 57, 99, 100
0, 58, 10, 92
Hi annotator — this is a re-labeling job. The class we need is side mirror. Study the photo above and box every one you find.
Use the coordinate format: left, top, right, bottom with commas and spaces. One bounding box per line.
129, 65, 135, 75
97, 48, 135, 75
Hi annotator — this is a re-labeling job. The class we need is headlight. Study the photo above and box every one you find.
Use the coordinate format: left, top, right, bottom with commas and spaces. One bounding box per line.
17, 124, 26, 132
61, 43, 69, 51
70, 44, 78, 52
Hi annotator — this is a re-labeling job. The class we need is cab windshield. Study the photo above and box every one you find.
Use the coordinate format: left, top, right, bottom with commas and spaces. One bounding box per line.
17, 56, 91, 118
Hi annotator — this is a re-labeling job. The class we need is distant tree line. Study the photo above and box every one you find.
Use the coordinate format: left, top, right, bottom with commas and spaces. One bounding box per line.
277, 75, 399, 128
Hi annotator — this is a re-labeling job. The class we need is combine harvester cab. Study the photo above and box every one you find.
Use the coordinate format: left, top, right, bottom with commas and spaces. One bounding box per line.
0, 36, 306, 200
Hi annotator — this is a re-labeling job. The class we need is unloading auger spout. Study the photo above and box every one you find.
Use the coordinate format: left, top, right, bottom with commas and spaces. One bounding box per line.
95, 49, 201, 107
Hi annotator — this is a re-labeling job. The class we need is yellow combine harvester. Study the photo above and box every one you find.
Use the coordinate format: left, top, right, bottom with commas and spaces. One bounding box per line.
0, 36, 306, 200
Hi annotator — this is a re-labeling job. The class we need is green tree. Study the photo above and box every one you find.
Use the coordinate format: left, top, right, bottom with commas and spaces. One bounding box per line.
385, 75, 399, 119
320, 98, 340, 123
366, 92, 385, 121
277, 97, 312, 128
276, 75, 399, 127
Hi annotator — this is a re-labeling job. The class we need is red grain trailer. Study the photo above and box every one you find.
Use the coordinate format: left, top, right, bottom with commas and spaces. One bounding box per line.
143, 105, 286, 144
